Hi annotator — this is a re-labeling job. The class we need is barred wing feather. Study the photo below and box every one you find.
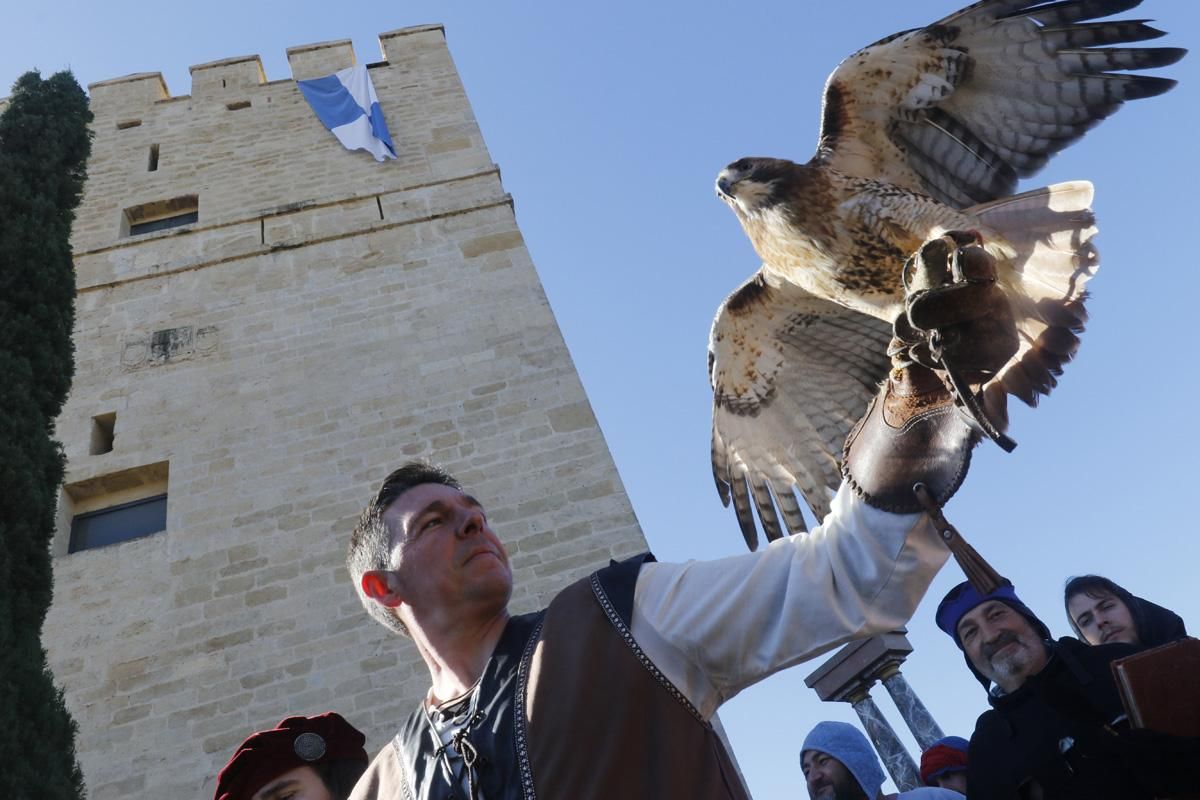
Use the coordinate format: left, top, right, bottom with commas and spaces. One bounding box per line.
709, 270, 892, 551
816, 0, 1185, 208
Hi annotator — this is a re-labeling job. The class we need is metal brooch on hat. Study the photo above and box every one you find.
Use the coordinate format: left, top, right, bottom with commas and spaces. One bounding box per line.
293, 732, 327, 762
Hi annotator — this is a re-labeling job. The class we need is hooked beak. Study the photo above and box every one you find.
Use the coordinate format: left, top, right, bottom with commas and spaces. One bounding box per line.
716, 170, 735, 198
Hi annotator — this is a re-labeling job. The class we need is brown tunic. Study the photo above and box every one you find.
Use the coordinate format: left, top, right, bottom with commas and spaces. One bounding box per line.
350, 557, 749, 799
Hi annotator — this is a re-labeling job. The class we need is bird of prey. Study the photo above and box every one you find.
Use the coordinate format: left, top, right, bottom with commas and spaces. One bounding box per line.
709, 0, 1184, 550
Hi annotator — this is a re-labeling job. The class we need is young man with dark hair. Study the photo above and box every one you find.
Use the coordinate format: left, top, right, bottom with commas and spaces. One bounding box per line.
1063, 574, 1187, 649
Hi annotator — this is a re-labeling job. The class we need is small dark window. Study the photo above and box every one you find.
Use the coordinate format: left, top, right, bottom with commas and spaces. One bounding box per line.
69, 494, 167, 553
124, 195, 199, 237
226, 100, 251, 111
116, 119, 142, 130
90, 412, 116, 455
130, 212, 197, 235
148, 144, 160, 172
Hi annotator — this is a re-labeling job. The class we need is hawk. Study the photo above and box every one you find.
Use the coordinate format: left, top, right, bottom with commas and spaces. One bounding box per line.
709, 0, 1184, 550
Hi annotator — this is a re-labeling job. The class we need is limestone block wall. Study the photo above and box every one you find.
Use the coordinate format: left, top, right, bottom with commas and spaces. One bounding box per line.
44, 27, 647, 798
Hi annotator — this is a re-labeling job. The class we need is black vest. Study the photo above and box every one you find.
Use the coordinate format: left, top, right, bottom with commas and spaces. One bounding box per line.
392, 610, 543, 800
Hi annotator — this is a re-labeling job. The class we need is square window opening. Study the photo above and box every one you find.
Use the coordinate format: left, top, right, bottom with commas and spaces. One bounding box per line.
58, 461, 169, 555
123, 195, 199, 237
69, 494, 167, 553
90, 412, 116, 455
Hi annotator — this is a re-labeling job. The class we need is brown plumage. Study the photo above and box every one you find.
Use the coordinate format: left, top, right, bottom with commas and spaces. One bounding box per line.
709, 0, 1184, 550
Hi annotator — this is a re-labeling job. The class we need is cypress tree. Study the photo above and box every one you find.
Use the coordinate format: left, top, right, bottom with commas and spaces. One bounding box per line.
0, 69, 92, 799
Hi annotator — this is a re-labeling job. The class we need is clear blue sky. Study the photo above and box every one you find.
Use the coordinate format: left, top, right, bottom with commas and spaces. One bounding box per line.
5, 2, 1198, 797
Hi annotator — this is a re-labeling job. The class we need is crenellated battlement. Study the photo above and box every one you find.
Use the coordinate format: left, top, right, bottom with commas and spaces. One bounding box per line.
85, 24, 444, 116
188, 55, 267, 101
70, 23, 495, 262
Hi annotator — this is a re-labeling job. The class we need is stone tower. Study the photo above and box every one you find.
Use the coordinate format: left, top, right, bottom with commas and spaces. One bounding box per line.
38, 27, 647, 798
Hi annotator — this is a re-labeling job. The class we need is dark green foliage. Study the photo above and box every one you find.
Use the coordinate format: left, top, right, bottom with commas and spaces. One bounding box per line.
0, 69, 92, 800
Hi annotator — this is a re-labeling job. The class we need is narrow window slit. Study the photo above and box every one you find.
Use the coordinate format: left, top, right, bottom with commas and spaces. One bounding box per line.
148, 144, 160, 172
376, 196, 384, 220
90, 412, 116, 455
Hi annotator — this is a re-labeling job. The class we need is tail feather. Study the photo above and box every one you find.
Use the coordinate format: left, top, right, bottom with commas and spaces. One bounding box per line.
968, 181, 1098, 407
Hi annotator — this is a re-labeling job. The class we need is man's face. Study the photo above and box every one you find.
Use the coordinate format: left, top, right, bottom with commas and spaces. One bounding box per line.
957, 600, 1049, 692
251, 766, 331, 800
932, 770, 968, 793
1068, 590, 1138, 646
801, 750, 868, 800
381, 483, 512, 628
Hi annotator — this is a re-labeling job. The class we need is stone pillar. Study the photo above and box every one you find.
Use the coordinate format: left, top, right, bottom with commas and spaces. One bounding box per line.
805, 631, 944, 794
846, 687, 921, 792
876, 665, 945, 750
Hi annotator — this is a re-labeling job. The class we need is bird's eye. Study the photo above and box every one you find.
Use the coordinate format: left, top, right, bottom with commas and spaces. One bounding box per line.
734, 158, 752, 173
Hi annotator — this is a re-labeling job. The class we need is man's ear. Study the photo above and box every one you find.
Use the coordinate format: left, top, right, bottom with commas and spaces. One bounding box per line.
361, 570, 404, 608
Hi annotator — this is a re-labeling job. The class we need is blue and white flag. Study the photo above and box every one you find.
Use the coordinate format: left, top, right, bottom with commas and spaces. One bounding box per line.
297, 65, 396, 162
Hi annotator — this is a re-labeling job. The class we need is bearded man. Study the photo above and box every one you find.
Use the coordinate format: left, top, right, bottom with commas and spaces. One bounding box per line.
801, 721, 961, 799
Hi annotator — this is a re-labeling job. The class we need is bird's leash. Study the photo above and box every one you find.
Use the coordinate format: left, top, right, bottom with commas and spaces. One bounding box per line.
933, 347, 1016, 453
914, 482, 1002, 595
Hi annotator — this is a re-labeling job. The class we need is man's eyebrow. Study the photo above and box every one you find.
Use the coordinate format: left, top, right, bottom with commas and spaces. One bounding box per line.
407, 499, 450, 526
255, 778, 299, 800
404, 495, 485, 534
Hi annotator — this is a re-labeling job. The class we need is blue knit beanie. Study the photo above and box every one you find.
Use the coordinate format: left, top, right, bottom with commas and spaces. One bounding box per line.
801, 721, 884, 798
935, 579, 1052, 689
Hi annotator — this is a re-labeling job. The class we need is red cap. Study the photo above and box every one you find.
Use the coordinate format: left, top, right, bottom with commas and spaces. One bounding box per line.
214, 712, 368, 800
919, 736, 969, 785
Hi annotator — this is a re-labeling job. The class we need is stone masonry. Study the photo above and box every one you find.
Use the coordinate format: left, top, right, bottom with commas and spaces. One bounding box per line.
39, 28, 648, 798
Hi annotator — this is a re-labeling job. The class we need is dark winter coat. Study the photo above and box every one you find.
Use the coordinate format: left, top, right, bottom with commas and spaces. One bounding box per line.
966, 637, 1199, 800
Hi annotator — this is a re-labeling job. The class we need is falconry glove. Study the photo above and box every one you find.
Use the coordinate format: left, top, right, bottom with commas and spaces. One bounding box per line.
841, 357, 977, 515
895, 232, 1018, 452
842, 232, 1014, 514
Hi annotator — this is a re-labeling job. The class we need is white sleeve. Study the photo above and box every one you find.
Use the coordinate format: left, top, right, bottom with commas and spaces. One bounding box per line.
629, 482, 948, 719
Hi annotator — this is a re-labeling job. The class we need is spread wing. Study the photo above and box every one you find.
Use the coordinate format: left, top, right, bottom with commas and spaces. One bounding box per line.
709, 269, 892, 551
813, 0, 1185, 208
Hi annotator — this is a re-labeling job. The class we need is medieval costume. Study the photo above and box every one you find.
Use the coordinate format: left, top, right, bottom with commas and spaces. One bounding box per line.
350, 488, 948, 799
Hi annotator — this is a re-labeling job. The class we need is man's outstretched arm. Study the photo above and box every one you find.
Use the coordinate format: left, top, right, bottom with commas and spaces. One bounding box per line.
632, 233, 1009, 719
630, 486, 946, 719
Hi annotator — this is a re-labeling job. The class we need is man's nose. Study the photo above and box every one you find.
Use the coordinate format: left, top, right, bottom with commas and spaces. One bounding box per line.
456, 508, 484, 538
980, 621, 1005, 644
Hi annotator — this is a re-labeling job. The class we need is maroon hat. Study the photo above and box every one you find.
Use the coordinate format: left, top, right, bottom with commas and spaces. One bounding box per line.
214, 712, 368, 800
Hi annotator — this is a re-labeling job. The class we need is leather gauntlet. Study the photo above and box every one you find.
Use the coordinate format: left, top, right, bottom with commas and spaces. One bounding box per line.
841, 359, 978, 513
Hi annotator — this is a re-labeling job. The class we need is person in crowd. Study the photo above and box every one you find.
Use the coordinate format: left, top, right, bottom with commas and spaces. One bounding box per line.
918, 736, 968, 794
214, 713, 369, 800
1063, 574, 1187, 648
936, 579, 1198, 799
800, 721, 962, 799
